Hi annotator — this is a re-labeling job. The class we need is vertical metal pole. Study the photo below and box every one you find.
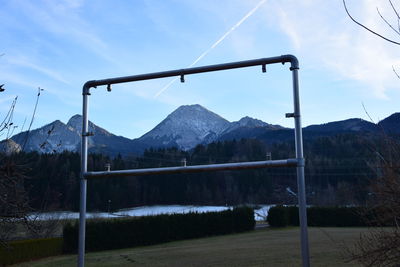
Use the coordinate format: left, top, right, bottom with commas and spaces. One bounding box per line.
78, 90, 89, 267
291, 67, 310, 267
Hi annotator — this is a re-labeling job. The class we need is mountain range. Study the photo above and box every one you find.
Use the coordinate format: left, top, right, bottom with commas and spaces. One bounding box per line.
1, 104, 399, 156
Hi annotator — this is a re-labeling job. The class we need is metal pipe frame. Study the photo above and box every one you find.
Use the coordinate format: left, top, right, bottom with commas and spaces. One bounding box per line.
82, 55, 298, 94
85, 159, 298, 179
79, 54, 310, 267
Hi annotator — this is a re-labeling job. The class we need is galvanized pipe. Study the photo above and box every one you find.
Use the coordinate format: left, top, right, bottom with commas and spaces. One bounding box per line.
84, 159, 298, 179
291, 67, 310, 267
82, 55, 298, 93
78, 93, 89, 267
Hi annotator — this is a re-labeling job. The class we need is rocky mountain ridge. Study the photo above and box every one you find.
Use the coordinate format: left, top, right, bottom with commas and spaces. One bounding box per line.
1, 105, 399, 156
137, 104, 230, 151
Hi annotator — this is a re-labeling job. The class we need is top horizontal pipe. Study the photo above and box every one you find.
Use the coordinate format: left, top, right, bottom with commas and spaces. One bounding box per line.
84, 158, 299, 179
83, 55, 298, 94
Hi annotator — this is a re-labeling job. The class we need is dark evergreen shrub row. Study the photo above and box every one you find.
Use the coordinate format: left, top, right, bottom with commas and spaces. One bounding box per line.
0, 237, 63, 265
63, 206, 255, 252
267, 206, 367, 227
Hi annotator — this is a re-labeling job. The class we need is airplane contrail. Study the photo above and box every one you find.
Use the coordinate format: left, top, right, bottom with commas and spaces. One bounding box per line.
154, 0, 267, 98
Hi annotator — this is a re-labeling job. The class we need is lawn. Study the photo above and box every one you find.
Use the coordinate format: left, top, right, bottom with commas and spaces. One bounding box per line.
14, 227, 365, 266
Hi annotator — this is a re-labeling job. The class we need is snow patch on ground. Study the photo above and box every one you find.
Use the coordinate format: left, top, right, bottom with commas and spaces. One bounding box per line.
30, 205, 273, 221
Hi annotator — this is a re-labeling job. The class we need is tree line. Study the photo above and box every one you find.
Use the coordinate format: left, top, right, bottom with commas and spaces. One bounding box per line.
2, 132, 388, 212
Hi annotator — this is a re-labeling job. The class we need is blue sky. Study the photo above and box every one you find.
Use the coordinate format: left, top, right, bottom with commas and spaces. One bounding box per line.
1, 0, 400, 139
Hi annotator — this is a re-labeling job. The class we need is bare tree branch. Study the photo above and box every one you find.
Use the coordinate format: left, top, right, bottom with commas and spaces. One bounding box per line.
392, 65, 400, 79
377, 7, 400, 35
21, 87, 43, 150
0, 86, 60, 246
0, 97, 17, 135
348, 139, 400, 266
361, 102, 375, 123
343, 0, 400, 45
389, 0, 400, 21
19, 117, 27, 133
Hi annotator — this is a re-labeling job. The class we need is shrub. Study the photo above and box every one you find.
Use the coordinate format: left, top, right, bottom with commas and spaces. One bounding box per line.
0, 237, 63, 265
63, 206, 254, 252
267, 206, 366, 227
267, 205, 289, 227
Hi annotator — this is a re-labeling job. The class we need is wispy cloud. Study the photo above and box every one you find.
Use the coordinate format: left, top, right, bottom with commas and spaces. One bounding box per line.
0, 61, 78, 106
276, 7, 301, 50
0, 95, 17, 106
7, 56, 69, 84
11, 0, 116, 65
0, 71, 40, 89
116, 81, 206, 107
270, 0, 400, 99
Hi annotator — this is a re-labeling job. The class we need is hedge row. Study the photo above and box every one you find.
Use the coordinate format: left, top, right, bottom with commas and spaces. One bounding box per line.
267, 206, 367, 227
64, 206, 255, 252
0, 237, 63, 266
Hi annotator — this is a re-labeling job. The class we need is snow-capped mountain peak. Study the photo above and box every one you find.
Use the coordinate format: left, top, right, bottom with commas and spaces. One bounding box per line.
138, 104, 230, 150
67, 114, 81, 128
10, 114, 131, 155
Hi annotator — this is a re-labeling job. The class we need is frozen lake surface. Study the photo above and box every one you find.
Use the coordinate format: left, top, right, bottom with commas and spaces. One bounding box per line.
30, 205, 272, 221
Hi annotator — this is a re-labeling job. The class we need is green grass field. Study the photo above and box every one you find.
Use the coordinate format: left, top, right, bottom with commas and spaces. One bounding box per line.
14, 227, 365, 266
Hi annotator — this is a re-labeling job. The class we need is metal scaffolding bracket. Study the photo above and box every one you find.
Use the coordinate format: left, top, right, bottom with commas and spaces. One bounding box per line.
81, 132, 94, 137
285, 112, 300, 118
78, 54, 310, 267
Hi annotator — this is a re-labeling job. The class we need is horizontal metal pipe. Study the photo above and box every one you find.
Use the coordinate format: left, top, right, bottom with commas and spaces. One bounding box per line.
84, 159, 298, 179
83, 55, 298, 93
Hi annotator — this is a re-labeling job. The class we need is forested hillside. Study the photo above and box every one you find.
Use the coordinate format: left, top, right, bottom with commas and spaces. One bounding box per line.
5, 131, 391, 212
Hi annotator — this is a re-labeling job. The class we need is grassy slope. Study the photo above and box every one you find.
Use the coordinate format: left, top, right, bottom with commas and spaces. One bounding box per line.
14, 227, 364, 267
